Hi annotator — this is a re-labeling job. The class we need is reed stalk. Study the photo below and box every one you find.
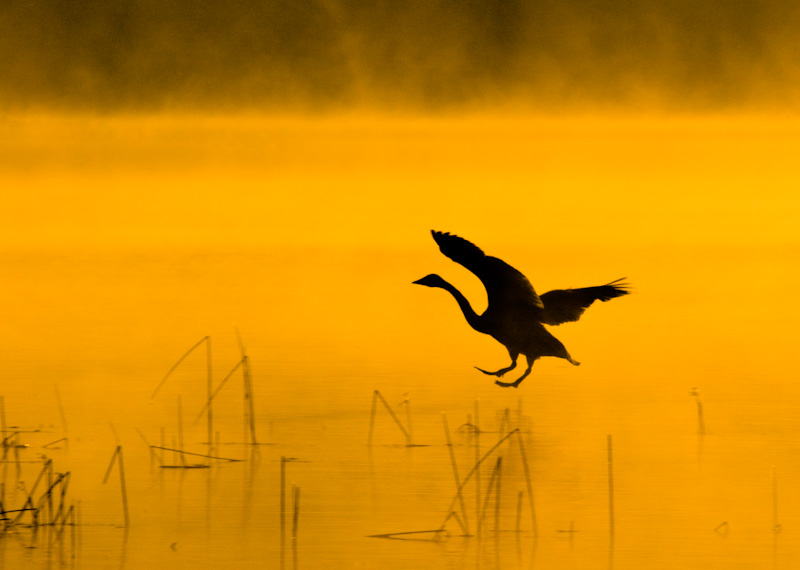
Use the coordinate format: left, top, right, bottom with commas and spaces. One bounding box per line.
0, 396, 7, 459
479, 456, 501, 526
236, 330, 259, 446
119, 447, 130, 528
206, 336, 213, 458
244, 355, 258, 445
160, 427, 166, 465
151, 336, 209, 399
439, 428, 519, 532
14, 434, 22, 480
150, 446, 242, 462
54, 385, 69, 449
42, 437, 68, 449
280, 456, 286, 570
373, 391, 411, 446
102, 446, 129, 528
368, 391, 378, 446
194, 359, 244, 423
368, 528, 446, 540
46, 455, 53, 523
13, 458, 52, 524
404, 397, 414, 446
442, 413, 471, 536
498, 408, 511, 444
515, 429, 537, 538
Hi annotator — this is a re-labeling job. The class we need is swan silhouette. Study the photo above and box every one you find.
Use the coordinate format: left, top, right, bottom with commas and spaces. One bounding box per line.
413, 231, 629, 388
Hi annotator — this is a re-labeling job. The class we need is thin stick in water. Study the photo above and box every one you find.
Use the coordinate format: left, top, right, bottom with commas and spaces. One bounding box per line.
194, 359, 244, 424
150, 446, 242, 462
374, 391, 411, 445
244, 355, 258, 445
403, 396, 414, 446
280, 457, 286, 570
236, 329, 259, 446
368, 391, 378, 446
206, 336, 213, 458
54, 385, 69, 449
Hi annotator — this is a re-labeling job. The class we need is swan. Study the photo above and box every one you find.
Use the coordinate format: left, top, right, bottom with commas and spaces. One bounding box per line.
413, 230, 629, 388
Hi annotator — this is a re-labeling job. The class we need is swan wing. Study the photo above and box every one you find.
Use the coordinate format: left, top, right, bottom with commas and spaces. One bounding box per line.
539, 278, 629, 325
431, 230, 544, 312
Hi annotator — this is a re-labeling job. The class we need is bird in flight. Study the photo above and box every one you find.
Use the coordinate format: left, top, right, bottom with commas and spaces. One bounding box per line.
413, 231, 629, 388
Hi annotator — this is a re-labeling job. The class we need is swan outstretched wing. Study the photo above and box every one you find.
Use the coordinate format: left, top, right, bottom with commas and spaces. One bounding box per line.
539, 278, 629, 326
431, 230, 544, 313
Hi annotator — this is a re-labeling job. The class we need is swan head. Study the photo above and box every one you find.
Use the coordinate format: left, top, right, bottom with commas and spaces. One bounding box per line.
412, 274, 449, 288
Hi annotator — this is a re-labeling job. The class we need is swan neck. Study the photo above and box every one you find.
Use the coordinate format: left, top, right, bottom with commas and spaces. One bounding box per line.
440, 281, 482, 330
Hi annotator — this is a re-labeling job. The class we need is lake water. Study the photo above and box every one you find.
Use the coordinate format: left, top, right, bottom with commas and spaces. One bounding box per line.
1, 115, 799, 569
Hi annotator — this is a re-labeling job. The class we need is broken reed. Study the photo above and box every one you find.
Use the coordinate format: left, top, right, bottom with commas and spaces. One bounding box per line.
150, 336, 216, 457
478, 456, 503, 534
279, 457, 302, 570
368, 390, 412, 447
2, 458, 75, 533
438, 426, 536, 538
235, 329, 259, 446
103, 446, 129, 528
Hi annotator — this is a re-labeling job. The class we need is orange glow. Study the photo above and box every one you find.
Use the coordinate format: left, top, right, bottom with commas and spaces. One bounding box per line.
2, 112, 799, 570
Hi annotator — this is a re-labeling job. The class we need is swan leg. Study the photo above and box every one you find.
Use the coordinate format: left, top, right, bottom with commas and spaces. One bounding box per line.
495, 355, 535, 388
475, 351, 518, 377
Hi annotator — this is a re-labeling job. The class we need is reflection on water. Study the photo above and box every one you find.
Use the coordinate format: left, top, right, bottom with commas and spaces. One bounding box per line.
2, 116, 799, 569
1, 242, 799, 570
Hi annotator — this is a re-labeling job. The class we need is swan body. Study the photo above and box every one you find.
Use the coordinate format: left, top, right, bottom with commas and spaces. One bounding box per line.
413, 230, 629, 388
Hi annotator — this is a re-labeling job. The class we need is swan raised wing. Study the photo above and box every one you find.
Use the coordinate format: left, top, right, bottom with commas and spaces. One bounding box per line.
431, 230, 544, 315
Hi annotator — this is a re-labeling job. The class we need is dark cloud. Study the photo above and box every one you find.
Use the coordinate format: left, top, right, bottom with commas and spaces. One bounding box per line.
2, 0, 799, 111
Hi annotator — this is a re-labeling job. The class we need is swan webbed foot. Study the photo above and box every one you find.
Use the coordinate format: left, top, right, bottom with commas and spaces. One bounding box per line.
475, 366, 507, 377
494, 379, 521, 388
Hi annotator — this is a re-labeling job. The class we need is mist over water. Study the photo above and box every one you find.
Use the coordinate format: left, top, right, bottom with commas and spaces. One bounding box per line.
3, 0, 800, 112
